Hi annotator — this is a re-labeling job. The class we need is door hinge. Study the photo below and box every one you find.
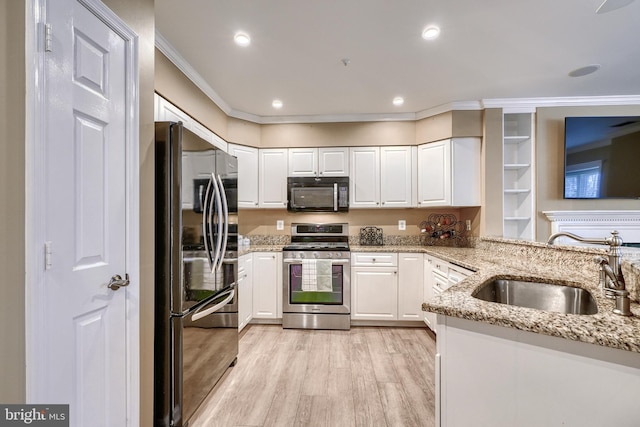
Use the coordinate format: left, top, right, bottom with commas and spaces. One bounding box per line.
45, 241, 52, 270
44, 23, 52, 52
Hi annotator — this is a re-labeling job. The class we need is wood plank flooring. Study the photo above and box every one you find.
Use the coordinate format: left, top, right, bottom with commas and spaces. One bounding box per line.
190, 325, 437, 427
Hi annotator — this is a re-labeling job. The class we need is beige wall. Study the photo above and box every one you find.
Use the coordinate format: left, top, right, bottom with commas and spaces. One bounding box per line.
101, 1, 155, 425
260, 121, 416, 148
155, 49, 229, 139
535, 105, 640, 241
0, 0, 26, 404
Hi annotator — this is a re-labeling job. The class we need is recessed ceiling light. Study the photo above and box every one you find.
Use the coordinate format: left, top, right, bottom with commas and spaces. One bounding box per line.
234, 32, 251, 47
568, 64, 601, 77
422, 26, 440, 40
393, 97, 404, 106
272, 99, 283, 109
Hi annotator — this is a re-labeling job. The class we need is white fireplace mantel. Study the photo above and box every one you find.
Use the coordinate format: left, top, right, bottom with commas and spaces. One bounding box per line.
543, 210, 640, 245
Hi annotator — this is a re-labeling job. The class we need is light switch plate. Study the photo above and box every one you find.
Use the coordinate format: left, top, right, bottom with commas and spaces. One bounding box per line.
276, 220, 284, 230
398, 220, 406, 231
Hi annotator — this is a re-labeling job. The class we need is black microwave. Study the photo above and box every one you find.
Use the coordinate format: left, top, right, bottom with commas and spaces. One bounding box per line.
287, 177, 349, 212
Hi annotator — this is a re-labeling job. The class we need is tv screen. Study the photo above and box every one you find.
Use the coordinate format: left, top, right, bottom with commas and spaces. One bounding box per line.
564, 116, 640, 199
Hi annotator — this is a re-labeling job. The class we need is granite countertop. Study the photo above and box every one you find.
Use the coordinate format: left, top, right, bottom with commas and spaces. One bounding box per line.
242, 238, 640, 353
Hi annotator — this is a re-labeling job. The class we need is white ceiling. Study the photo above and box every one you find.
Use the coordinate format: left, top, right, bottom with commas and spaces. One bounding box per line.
155, 0, 640, 123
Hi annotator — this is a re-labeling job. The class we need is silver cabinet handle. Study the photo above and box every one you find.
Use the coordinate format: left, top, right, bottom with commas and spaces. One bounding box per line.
108, 274, 130, 291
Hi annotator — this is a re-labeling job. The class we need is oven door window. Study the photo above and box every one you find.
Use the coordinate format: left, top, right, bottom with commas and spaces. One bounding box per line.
288, 263, 343, 304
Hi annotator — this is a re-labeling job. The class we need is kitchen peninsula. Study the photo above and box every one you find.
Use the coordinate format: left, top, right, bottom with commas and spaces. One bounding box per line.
419, 237, 640, 427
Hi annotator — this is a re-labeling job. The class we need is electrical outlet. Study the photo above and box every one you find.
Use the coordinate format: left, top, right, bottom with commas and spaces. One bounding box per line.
276, 220, 284, 230
398, 220, 406, 231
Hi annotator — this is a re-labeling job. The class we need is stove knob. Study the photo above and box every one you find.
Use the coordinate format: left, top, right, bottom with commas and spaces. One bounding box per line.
313, 252, 319, 259
299, 252, 305, 259
327, 252, 333, 258
335, 252, 341, 258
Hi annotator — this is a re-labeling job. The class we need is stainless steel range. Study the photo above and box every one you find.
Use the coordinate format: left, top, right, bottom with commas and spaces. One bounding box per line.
282, 223, 351, 330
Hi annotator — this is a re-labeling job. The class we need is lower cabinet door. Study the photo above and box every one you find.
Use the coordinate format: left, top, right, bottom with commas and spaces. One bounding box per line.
351, 266, 398, 320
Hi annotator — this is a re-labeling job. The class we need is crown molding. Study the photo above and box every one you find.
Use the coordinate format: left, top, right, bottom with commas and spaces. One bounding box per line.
156, 31, 640, 125
482, 95, 640, 110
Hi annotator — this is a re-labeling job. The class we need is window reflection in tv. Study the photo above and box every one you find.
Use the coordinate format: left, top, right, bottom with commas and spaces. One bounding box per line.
564, 116, 640, 199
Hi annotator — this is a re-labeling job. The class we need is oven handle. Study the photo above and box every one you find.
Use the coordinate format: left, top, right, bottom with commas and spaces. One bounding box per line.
283, 258, 351, 264
191, 288, 235, 322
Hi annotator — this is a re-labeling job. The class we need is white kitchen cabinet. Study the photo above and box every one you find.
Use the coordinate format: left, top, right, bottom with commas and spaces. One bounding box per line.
259, 149, 288, 208
350, 147, 380, 208
228, 143, 259, 208
398, 253, 424, 320
423, 256, 436, 329
155, 93, 227, 151
318, 147, 349, 176
252, 252, 282, 319
380, 146, 413, 208
155, 93, 190, 124
238, 253, 253, 331
503, 112, 535, 240
424, 255, 473, 330
288, 148, 317, 176
417, 138, 481, 207
351, 252, 398, 320
288, 147, 350, 177
350, 146, 412, 208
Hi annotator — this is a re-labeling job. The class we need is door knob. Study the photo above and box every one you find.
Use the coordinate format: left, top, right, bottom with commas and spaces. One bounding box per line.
108, 274, 130, 291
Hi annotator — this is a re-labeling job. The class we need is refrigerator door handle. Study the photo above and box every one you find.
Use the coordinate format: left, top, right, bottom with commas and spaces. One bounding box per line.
202, 177, 215, 268
217, 174, 229, 272
190, 288, 235, 322
210, 173, 224, 273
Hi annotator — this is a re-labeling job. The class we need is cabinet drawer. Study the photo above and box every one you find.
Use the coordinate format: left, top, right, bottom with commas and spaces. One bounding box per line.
351, 252, 398, 267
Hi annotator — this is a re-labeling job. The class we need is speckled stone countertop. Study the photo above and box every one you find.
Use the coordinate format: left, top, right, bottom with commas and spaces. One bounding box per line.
355, 239, 640, 353
420, 238, 640, 353
242, 236, 640, 353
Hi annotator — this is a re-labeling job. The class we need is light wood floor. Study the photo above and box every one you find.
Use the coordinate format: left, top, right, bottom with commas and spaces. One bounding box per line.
190, 325, 437, 427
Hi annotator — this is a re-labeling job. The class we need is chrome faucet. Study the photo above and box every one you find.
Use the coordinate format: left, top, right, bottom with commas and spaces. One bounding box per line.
547, 230, 631, 316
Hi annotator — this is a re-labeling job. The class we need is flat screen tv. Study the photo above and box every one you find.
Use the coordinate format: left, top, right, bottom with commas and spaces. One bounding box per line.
564, 116, 640, 199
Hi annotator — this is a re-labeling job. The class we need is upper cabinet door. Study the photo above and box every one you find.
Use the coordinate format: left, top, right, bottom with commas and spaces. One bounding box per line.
318, 147, 349, 177
288, 148, 318, 176
228, 143, 259, 208
380, 146, 412, 208
417, 138, 481, 207
417, 139, 452, 206
350, 147, 380, 208
259, 149, 288, 208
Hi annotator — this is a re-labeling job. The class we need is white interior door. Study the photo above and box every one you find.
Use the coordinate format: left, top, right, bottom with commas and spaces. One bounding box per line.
38, 1, 134, 425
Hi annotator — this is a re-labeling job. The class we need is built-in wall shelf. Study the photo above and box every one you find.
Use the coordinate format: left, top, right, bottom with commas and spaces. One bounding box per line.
503, 163, 531, 170
503, 112, 535, 240
504, 136, 531, 144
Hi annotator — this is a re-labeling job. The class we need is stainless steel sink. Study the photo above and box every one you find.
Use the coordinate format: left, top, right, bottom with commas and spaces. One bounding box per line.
472, 278, 598, 315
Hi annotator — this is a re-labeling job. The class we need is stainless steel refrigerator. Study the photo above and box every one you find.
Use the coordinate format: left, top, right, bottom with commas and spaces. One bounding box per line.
154, 122, 239, 427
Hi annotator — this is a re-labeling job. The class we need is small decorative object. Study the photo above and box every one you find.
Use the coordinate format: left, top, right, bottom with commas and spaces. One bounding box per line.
419, 213, 468, 247
359, 226, 384, 246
